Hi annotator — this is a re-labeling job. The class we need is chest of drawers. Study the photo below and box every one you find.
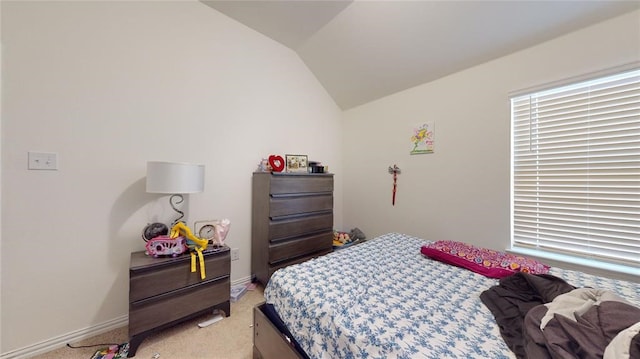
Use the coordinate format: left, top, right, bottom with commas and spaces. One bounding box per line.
251, 172, 334, 285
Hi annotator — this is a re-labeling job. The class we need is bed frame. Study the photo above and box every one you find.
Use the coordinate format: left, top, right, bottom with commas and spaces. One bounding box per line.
253, 302, 304, 359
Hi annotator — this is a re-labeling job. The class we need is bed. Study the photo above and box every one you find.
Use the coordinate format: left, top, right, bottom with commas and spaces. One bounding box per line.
253, 233, 640, 359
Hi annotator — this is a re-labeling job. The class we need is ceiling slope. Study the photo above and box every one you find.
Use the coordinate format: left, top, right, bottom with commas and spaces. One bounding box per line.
202, 1, 640, 110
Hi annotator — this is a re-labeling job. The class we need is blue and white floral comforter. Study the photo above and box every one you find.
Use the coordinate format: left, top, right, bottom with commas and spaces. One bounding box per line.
264, 233, 639, 359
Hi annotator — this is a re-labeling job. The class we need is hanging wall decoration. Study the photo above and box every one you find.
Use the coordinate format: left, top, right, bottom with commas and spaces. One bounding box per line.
388, 165, 401, 206
410, 122, 435, 155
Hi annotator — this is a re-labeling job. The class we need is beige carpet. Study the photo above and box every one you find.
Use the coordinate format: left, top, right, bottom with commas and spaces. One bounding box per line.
31, 285, 265, 359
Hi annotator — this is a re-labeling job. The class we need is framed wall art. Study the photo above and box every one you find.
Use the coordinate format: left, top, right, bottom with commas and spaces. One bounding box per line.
285, 154, 308, 173
410, 121, 435, 155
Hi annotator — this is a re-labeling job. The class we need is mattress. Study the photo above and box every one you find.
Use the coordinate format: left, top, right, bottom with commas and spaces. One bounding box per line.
264, 232, 640, 359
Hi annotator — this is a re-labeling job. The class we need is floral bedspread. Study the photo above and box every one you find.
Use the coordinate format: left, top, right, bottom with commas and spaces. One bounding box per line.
264, 233, 639, 359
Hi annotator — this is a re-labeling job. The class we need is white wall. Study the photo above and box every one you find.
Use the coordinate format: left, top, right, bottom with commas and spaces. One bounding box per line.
0, 1, 343, 355
342, 11, 639, 265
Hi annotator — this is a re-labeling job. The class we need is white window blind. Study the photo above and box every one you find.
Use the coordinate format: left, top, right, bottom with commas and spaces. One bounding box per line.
511, 69, 640, 268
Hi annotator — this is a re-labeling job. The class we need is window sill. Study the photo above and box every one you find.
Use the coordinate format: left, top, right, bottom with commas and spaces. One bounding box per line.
507, 247, 639, 283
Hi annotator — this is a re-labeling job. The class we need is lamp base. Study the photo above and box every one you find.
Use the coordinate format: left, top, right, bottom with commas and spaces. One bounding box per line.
170, 194, 185, 226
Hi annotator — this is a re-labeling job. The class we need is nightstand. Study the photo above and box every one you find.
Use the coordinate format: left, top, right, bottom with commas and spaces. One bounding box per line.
128, 247, 230, 357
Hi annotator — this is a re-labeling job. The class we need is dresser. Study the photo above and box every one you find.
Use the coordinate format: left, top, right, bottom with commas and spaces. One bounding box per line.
128, 247, 230, 357
251, 172, 334, 286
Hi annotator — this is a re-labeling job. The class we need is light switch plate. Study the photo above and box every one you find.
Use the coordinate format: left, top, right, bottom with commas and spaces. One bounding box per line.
28, 152, 58, 170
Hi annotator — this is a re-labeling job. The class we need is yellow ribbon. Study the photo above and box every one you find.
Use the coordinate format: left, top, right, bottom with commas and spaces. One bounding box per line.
196, 247, 205, 279
189, 248, 206, 279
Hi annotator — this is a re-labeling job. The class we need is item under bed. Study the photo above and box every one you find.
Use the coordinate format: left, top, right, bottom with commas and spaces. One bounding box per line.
263, 233, 640, 359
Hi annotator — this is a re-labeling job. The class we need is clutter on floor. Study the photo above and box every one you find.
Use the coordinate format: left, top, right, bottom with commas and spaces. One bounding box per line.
197, 312, 224, 328
89, 343, 129, 359
231, 283, 248, 302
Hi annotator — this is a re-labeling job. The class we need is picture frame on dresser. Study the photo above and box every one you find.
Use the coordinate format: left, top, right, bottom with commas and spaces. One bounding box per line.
285, 154, 308, 173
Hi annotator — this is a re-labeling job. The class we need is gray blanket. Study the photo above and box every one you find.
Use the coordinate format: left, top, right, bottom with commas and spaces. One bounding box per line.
523, 289, 640, 359
481, 274, 640, 359
479, 273, 576, 358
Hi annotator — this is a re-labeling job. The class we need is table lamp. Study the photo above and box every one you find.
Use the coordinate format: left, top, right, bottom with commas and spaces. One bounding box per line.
146, 161, 205, 226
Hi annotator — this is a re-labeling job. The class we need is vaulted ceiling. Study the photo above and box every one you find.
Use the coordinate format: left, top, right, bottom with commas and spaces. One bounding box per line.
202, 1, 640, 110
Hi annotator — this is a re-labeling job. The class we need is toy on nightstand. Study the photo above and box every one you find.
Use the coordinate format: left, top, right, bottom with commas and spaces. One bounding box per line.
145, 236, 188, 257
170, 222, 209, 280
141, 222, 169, 243
214, 219, 231, 247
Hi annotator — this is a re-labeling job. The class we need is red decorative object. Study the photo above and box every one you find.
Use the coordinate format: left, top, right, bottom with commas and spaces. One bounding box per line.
269, 155, 285, 172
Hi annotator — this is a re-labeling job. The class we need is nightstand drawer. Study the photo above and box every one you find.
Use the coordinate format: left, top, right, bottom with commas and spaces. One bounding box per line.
269, 194, 333, 218
130, 253, 230, 302
268, 213, 333, 241
129, 277, 230, 336
270, 176, 333, 195
269, 232, 333, 264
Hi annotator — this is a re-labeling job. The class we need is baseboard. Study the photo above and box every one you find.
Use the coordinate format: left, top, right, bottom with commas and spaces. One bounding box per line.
231, 275, 252, 287
1, 276, 254, 359
0, 315, 128, 359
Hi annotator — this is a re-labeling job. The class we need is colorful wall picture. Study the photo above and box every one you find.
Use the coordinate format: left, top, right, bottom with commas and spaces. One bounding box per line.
410, 122, 434, 154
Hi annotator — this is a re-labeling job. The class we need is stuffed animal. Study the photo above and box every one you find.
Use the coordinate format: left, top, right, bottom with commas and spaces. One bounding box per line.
333, 228, 366, 247
349, 227, 366, 241
339, 232, 350, 243
333, 230, 351, 246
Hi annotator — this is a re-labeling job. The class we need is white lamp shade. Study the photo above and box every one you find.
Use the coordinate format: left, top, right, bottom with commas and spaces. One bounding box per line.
146, 161, 205, 194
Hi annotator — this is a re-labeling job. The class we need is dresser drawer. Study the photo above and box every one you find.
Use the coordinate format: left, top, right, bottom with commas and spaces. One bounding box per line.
130, 253, 230, 302
270, 194, 333, 218
129, 277, 230, 336
268, 213, 333, 241
270, 175, 333, 195
268, 249, 332, 279
269, 232, 332, 264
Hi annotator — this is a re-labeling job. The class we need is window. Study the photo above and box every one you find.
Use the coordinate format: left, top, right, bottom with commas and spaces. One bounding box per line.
511, 68, 639, 269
